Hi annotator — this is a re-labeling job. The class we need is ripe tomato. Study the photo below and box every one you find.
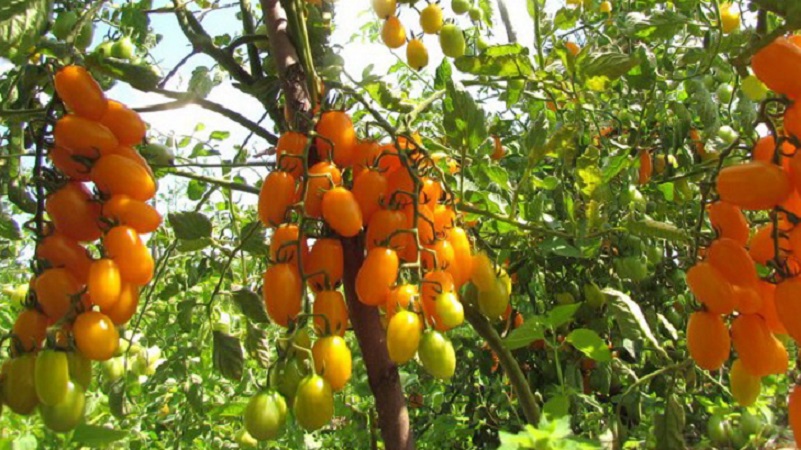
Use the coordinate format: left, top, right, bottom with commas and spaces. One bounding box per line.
386, 165, 416, 207
686, 311, 730, 371
355, 247, 399, 306
365, 208, 408, 252
774, 278, 801, 343
312, 335, 352, 391
39, 380, 86, 432
305, 238, 343, 292
372, 0, 396, 18
419, 177, 442, 211
406, 38, 429, 70
13, 309, 48, 352
54, 66, 108, 120
421, 270, 454, 328
352, 139, 382, 176
269, 224, 308, 264
447, 227, 472, 289
304, 162, 342, 218
686, 262, 735, 315
244, 391, 287, 441
99, 100, 146, 146
67, 351, 93, 389
45, 182, 102, 242
386, 310, 422, 364
103, 226, 154, 285
258, 171, 296, 227
103, 145, 152, 173
352, 169, 388, 225
35, 350, 70, 406
36, 232, 92, 283
263, 263, 302, 327
433, 204, 456, 238
101, 194, 162, 234
381, 16, 406, 49
434, 291, 464, 329
313, 290, 348, 336
478, 278, 510, 320
418, 330, 456, 380
420, 3, 443, 33
88, 259, 121, 310
49, 146, 91, 181
276, 131, 307, 178
53, 114, 118, 156
293, 374, 334, 431
706, 238, 758, 287
716, 161, 791, 210
707, 201, 750, 246
3, 354, 39, 415
385, 284, 419, 320
104, 282, 139, 325
322, 187, 363, 237
315, 111, 356, 167
34, 268, 82, 320
751, 37, 801, 100
421, 238, 455, 272
376, 143, 402, 176
74, 311, 120, 361
91, 154, 156, 202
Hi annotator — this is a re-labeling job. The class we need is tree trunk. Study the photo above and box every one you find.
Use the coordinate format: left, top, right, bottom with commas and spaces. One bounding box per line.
341, 236, 415, 450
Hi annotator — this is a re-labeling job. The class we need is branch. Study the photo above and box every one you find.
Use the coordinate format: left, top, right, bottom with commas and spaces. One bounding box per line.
239, 0, 264, 79
496, 0, 519, 44
168, 169, 259, 194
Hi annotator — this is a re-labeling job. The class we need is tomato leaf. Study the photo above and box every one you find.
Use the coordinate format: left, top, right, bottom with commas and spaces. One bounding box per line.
107, 378, 128, 419
0, 0, 51, 61
245, 323, 271, 368
565, 328, 611, 362
454, 44, 534, 78
212, 330, 244, 381
604, 288, 670, 360
580, 52, 640, 82
169, 211, 212, 240
503, 317, 545, 350
544, 303, 580, 328
233, 288, 270, 324
72, 425, 127, 447
0, 211, 21, 240
653, 394, 686, 450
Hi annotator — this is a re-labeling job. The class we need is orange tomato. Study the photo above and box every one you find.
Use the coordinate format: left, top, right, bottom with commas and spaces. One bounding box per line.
755, 280, 787, 334
365, 208, 408, 251
355, 247, 398, 306
706, 238, 758, 287
751, 37, 801, 100
276, 131, 308, 178
315, 111, 356, 167
104, 282, 139, 325
716, 161, 791, 210
749, 223, 790, 265
731, 313, 778, 377
774, 278, 801, 344
87, 259, 122, 310
305, 238, 344, 292
638, 150, 652, 185
99, 100, 146, 146
103, 226, 154, 285
54, 115, 118, 156
91, 154, 157, 202
352, 139, 382, 176
73, 311, 119, 361
419, 177, 442, 211
752, 135, 794, 172
34, 268, 82, 320
321, 187, 363, 237
491, 135, 505, 160
686, 311, 729, 371
54, 65, 108, 120
101, 194, 162, 234
352, 169, 388, 225
12, 309, 48, 352
49, 146, 91, 181
313, 290, 349, 336
707, 201, 750, 246
433, 204, 456, 238
685, 262, 735, 314
304, 162, 342, 218
421, 270, 455, 331
385, 284, 420, 320
447, 227, 473, 289
269, 223, 308, 264
386, 167, 416, 207
36, 232, 92, 282
45, 182, 102, 242
376, 143, 402, 177
258, 171, 296, 227
787, 104, 801, 145
263, 263, 302, 327
421, 239, 455, 273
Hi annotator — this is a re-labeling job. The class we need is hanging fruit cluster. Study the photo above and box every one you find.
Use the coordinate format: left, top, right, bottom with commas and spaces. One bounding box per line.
246, 102, 512, 440
3, 65, 160, 432
373, 0, 479, 70
686, 35, 801, 446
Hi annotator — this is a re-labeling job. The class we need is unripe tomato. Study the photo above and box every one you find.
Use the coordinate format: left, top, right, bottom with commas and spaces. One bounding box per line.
91, 154, 157, 202
52, 12, 78, 40
88, 259, 122, 310
352, 169, 388, 225
101, 194, 162, 234
420, 3, 444, 34
313, 290, 348, 336
717, 84, 734, 103
312, 335, 352, 391
478, 277, 510, 320
440, 24, 466, 58
707, 414, 732, 446
322, 187, 363, 237
729, 359, 761, 407
54, 66, 108, 120
315, 111, 356, 167
406, 39, 429, 70
305, 238, 343, 292
37, 231, 93, 282
293, 374, 334, 431
67, 351, 93, 389
269, 223, 308, 265
468, 7, 483, 22
470, 252, 496, 291
110, 36, 135, 60
372, 0, 396, 18
421, 270, 454, 328
263, 263, 302, 327
381, 16, 406, 49
244, 391, 287, 441
434, 291, 464, 329
355, 247, 399, 305
741, 75, 768, 101
100, 357, 125, 383
39, 381, 86, 432
13, 309, 48, 352
3, 354, 39, 415
75, 22, 94, 50
100, 100, 146, 146
386, 310, 422, 364
418, 330, 456, 380
235, 428, 259, 448
599, 0, 612, 13
270, 357, 304, 401
35, 350, 70, 406
276, 131, 307, 178
34, 268, 82, 320
74, 311, 120, 361
304, 162, 342, 218
385, 284, 419, 320
720, 2, 740, 34
451, 0, 469, 14
45, 182, 102, 242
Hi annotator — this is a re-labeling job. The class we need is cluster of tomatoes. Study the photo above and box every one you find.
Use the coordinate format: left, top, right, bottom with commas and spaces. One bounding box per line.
243, 105, 512, 440
684, 35, 801, 446
373, 0, 475, 70
3, 65, 160, 432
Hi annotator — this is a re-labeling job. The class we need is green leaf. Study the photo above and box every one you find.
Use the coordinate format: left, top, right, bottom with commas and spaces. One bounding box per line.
434, 58, 453, 90
169, 211, 213, 240
580, 52, 640, 82
0, 0, 51, 60
539, 237, 584, 259
542, 394, 570, 419
654, 394, 687, 450
443, 79, 487, 151
604, 288, 670, 360
232, 289, 269, 324
72, 425, 128, 447
545, 303, 580, 328
244, 323, 271, 368
0, 211, 21, 240
107, 378, 128, 419
454, 44, 534, 77
188, 66, 214, 98
212, 330, 244, 381
565, 328, 611, 362
503, 317, 545, 350
239, 221, 269, 256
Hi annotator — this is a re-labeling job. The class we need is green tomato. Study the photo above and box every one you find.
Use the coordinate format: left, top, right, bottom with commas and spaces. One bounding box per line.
101, 357, 125, 382
270, 358, 304, 402
439, 24, 466, 58
468, 7, 484, 22
742, 75, 768, 102
477, 278, 509, 320
95, 40, 114, 58
52, 11, 78, 41
716, 84, 734, 103
243, 391, 287, 441
418, 330, 456, 380
38, 381, 86, 433
715, 69, 734, 83
452, 0, 470, 14
703, 75, 716, 90
67, 352, 93, 389
3, 354, 38, 415
111, 36, 135, 60
476, 36, 490, 51
739, 410, 764, 437
614, 256, 648, 282
707, 414, 731, 446
716, 125, 739, 145
140, 143, 175, 166
583, 283, 606, 309
75, 22, 94, 50
555, 292, 576, 305
35, 350, 70, 406
293, 374, 334, 431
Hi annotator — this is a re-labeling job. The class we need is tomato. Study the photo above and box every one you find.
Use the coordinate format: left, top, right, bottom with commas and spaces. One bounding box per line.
421, 238, 455, 273
35, 350, 70, 406
111, 36, 135, 60
451, 0, 469, 14
433, 204, 456, 238
276, 131, 307, 178
638, 149, 652, 185
376, 143, 402, 176
270, 357, 304, 401
54, 66, 108, 120
729, 359, 761, 407
258, 171, 296, 227
366, 208, 408, 251
386, 310, 422, 364
418, 330, 456, 380
67, 351, 93, 389
687, 311, 730, 371
100, 357, 124, 383
293, 374, 334, 431
39, 381, 86, 432
88, 259, 122, 310
13, 309, 48, 352
244, 391, 287, 441
304, 162, 342, 218
599, 0, 612, 13
235, 428, 259, 448
720, 2, 740, 34
470, 252, 496, 291
439, 24, 466, 58
406, 39, 429, 70
263, 263, 302, 327
707, 201, 750, 246
305, 238, 343, 292
478, 277, 510, 320
101, 194, 162, 234
97, 100, 146, 146
468, 7, 483, 21
103, 226, 154, 285
445, 227, 472, 289
74, 311, 120, 361
716, 161, 791, 210
752, 37, 801, 99
386, 168, 415, 207
421, 270, 454, 329
75, 22, 94, 50
742, 75, 768, 101
269, 224, 308, 264
685, 262, 735, 314
49, 146, 91, 181
45, 182, 102, 242
34, 268, 82, 320
315, 111, 356, 167
434, 291, 464, 329
372, 0, 396, 18
707, 414, 731, 446
37, 232, 92, 282
352, 169, 388, 225
3, 354, 39, 415
774, 278, 801, 344
313, 290, 348, 336
321, 187, 363, 237
53, 115, 117, 157
312, 335, 352, 391
91, 154, 157, 202
420, 3, 443, 33
381, 16, 406, 49
419, 177, 442, 211
355, 247, 399, 306
385, 284, 419, 320
706, 238, 758, 287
